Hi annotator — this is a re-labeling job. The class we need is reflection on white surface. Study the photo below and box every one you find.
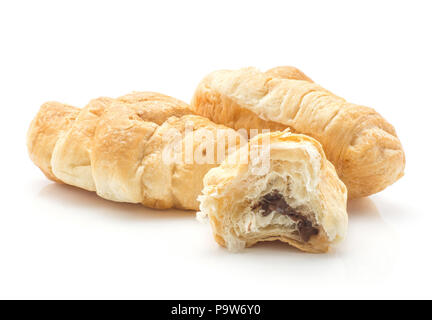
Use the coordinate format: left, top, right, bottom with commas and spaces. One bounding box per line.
196, 198, 399, 289
41, 183, 395, 285
338, 198, 399, 282
37, 182, 193, 221
0, 177, 427, 299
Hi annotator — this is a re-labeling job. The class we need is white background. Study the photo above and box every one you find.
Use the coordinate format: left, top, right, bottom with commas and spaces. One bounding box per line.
0, 0, 431, 299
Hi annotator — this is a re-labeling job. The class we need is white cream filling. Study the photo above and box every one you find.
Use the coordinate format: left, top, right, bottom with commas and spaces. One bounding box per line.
198, 139, 324, 252
238, 208, 298, 235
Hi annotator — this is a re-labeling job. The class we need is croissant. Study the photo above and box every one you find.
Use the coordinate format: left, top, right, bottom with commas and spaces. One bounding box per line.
27, 92, 245, 210
198, 130, 348, 253
191, 66, 405, 198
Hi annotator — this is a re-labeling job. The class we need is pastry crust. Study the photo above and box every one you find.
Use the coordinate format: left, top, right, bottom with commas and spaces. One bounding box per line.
266, 66, 313, 82
198, 130, 348, 253
27, 92, 245, 210
191, 66, 405, 198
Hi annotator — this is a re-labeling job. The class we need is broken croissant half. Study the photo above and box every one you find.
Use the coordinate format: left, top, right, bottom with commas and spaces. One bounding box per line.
198, 130, 348, 253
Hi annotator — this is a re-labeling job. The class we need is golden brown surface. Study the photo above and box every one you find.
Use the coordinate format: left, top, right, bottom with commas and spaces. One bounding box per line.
27, 92, 243, 210
191, 66, 405, 198
266, 66, 313, 82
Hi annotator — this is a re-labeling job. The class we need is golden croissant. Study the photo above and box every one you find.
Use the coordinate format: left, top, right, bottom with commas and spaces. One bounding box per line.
27, 92, 244, 210
191, 66, 405, 198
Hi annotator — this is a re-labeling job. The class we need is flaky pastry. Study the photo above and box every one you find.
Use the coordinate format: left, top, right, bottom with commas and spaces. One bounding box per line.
198, 130, 348, 253
27, 92, 244, 210
191, 66, 405, 198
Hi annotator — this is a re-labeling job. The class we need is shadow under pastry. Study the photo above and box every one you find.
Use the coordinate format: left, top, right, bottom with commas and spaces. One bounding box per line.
37, 181, 193, 221
336, 197, 400, 282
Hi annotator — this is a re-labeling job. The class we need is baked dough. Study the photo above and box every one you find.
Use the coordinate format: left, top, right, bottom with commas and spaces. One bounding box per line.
191, 66, 405, 198
198, 130, 348, 253
27, 92, 245, 210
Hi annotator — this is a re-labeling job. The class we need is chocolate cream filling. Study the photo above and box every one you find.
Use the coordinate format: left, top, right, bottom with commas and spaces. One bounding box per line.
252, 190, 319, 242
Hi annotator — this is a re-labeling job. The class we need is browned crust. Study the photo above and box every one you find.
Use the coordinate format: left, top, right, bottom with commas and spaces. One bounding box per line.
191, 67, 405, 199
191, 82, 287, 135
265, 66, 314, 82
